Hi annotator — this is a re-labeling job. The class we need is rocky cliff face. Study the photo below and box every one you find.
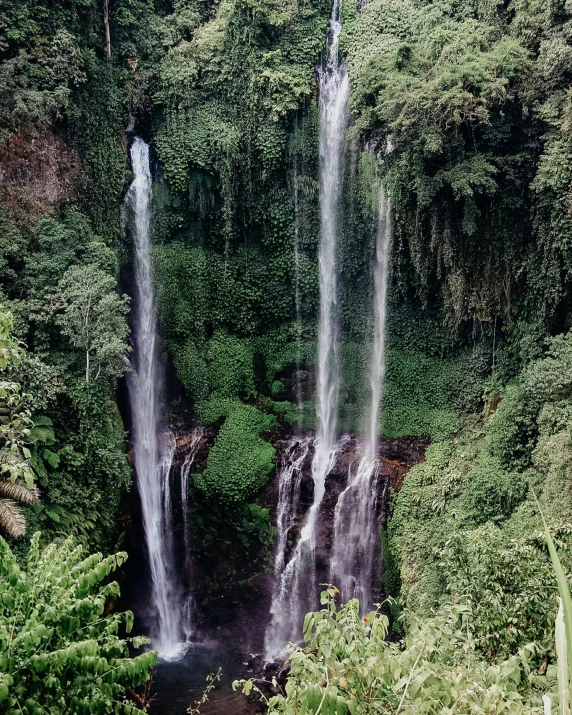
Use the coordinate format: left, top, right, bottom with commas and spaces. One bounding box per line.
156, 425, 426, 651
0, 128, 80, 211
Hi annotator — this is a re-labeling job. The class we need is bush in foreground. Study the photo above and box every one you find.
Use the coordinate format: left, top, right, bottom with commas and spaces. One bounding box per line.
0, 533, 156, 714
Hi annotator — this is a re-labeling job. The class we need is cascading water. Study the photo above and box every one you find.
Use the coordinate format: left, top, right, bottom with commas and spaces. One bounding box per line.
179, 426, 205, 641
180, 427, 205, 556
264, 4, 349, 658
125, 137, 186, 661
264, 436, 313, 662
310, 0, 348, 538
330, 183, 392, 609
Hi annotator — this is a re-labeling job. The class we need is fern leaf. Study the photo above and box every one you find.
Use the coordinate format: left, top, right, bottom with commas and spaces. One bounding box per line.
0, 499, 26, 537
0, 480, 39, 504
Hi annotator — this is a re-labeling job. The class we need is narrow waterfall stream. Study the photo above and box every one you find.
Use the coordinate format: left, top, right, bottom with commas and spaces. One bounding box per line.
309, 0, 348, 551
330, 184, 392, 608
264, 436, 313, 662
125, 137, 187, 661
264, 0, 349, 659
180, 427, 206, 641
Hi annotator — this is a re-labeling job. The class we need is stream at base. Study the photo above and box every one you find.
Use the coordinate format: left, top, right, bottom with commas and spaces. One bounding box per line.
150, 642, 258, 715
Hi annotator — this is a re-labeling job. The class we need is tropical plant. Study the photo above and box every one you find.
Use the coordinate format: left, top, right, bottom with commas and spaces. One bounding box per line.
0, 310, 40, 537
0, 532, 157, 714
538, 505, 572, 715
234, 587, 539, 714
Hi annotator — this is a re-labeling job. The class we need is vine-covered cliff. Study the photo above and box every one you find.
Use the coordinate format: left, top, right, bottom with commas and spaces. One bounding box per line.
3, 0, 572, 712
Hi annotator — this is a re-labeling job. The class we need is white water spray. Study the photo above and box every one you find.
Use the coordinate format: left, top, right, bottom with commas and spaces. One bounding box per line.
125, 137, 186, 661
264, 436, 313, 662
330, 183, 391, 608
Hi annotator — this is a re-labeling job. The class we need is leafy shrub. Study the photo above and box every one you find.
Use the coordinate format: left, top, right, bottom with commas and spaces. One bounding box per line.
439, 523, 572, 660
235, 588, 539, 713
194, 400, 276, 504
464, 456, 529, 525
0, 533, 156, 714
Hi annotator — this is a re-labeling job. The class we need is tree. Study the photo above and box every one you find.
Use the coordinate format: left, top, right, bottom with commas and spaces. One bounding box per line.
53, 264, 130, 383
0, 532, 157, 713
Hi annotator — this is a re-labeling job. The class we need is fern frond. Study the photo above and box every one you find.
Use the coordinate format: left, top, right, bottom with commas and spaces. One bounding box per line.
0, 480, 39, 504
0, 499, 26, 537
0, 452, 21, 465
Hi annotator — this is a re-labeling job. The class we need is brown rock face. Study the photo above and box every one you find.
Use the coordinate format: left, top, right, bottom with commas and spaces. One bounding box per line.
0, 127, 80, 210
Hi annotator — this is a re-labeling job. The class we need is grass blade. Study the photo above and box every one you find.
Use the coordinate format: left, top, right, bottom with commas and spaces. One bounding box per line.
556, 598, 570, 715
536, 494, 572, 708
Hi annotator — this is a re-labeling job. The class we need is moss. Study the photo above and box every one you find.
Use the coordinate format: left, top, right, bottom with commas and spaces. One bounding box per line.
194, 399, 276, 504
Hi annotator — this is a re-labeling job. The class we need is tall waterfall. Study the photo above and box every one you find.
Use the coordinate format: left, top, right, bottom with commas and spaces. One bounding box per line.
264, 0, 348, 659
330, 184, 391, 608
125, 137, 186, 661
311, 0, 347, 524
299, 0, 348, 594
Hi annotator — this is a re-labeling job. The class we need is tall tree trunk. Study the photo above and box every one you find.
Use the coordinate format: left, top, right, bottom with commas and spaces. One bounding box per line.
103, 0, 111, 59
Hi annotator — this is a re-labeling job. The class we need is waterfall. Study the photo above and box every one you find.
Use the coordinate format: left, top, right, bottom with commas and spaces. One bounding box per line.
180, 426, 205, 641
264, 436, 313, 662
264, 0, 348, 659
125, 137, 186, 661
180, 427, 205, 557
299, 0, 348, 596
330, 183, 391, 609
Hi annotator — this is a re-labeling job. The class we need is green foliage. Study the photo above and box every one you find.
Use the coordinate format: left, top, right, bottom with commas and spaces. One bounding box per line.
32, 380, 131, 551
52, 264, 130, 383
0, 310, 35, 486
439, 524, 572, 660
0, 532, 156, 714
235, 588, 540, 713
0, 310, 54, 538
341, 0, 572, 351
194, 400, 275, 504
0, 207, 133, 551
390, 326, 572, 659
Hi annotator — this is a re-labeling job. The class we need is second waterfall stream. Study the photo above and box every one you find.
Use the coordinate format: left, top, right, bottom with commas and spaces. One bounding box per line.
265, 0, 393, 660
264, 0, 349, 660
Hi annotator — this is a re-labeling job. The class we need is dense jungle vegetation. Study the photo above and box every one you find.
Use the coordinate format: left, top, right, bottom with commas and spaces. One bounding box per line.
3, 0, 572, 711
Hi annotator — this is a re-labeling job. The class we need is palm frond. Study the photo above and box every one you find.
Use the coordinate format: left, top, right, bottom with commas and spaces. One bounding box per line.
0, 480, 39, 505
0, 498, 26, 537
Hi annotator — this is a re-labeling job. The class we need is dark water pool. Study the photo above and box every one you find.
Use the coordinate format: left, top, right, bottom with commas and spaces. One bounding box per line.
148, 641, 260, 715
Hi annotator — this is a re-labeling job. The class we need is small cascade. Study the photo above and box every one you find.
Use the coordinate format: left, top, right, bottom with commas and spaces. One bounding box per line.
330, 184, 392, 609
179, 426, 206, 641
180, 427, 206, 556
125, 137, 187, 661
160, 431, 177, 579
264, 436, 313, 662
